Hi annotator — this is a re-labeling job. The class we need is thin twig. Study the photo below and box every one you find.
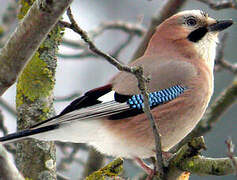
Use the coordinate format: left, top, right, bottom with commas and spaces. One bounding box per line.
61, 38, 86, 49
59, 34, 134, 59
54, 91, 81, 102
57, 145, 82, 171
217, 59, 237, 74
0, 0, 18, 47
63, 7, 165, 178
215, 33, 237, 74
0, 145, 24, 180
225, 138, 237, 176
0, 109, 8, 135
196, 0, 237, 10
0, 97, 17, 117
112, 34, 134, 58
58, 51, 97, 59
59, 20, 145, 49
90, 21, 145, 39
59, 21, 145, 60
57, 173, 70, 180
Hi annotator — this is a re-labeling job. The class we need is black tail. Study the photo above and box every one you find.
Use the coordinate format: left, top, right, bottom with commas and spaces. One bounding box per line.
0, 124, 59, 144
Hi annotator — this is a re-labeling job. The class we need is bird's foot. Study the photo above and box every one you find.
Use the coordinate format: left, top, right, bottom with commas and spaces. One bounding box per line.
134, 157, 156, 180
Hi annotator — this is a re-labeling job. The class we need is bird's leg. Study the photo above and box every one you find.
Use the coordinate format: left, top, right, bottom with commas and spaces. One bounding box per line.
135, 152, 174, 179
162, 151, 173, 161
134, 157, 155, 180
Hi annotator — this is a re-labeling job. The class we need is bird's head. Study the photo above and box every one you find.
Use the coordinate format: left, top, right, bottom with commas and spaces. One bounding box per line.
146, 10, 233, 68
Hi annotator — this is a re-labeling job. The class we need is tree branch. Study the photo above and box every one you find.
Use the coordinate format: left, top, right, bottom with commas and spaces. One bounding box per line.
58, 20, 145, 59
57, 144, 82, 172
180, 156, 237, 175
62, 7, 165, 178
54, 91, 81, 102
167, 137, 237, 177
0, 110, 8, 136
0, 145, 24, 180
0, 97, 16, 117
0, 0, 73, 96
225, 138, 237, 176
215, 33, 237, 74
85, 158, 123, 180
196, 0, 237, 10
0, 0, 18, 47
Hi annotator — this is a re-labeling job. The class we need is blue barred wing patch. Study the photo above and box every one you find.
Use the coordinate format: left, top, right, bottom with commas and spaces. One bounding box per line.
127, 85, 186, 109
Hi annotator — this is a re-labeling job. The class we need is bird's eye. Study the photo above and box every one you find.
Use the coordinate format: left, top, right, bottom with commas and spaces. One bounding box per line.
186, 17, 197, 26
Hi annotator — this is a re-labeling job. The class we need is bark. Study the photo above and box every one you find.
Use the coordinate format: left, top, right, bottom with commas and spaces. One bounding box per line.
15, 0, 65, 179
0, 0, 72, 96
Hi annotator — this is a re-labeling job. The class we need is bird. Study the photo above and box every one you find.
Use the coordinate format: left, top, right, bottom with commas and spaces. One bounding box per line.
0, 9, 233, 175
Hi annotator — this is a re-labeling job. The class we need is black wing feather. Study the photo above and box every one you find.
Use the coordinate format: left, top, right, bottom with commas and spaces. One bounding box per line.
31, 84, 112, 128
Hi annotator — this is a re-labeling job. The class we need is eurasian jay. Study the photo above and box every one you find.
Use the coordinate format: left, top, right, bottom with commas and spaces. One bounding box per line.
0, 9, 233, 172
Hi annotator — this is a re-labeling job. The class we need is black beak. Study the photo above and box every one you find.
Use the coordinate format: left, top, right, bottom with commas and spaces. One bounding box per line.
207, 20, 233, 32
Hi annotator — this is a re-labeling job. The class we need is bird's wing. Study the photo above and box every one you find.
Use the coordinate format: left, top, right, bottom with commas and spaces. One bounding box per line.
111, 55, 197, 95
31, 56, 196, 128
32, 85, 186, 129
0, 56, 196, 143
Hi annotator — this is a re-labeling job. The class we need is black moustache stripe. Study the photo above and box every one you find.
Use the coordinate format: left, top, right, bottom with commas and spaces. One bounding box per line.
187, 27, 208, 42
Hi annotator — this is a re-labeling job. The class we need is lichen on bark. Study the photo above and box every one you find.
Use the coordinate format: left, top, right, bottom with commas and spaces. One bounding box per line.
15, 0, 64, 179
85, 158, 123, 180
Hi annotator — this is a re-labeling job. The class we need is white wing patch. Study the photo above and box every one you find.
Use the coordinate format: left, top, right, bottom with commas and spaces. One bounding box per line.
98, 91, 115, 103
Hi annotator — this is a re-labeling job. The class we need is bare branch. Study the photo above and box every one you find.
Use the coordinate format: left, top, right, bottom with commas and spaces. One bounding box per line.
61, 38, 86, 49
167, 137, 237, 177
59, 34, 134, 60
3, 143, 16, 156
60, 20, 145, 49
0, 0, 73, 96
0, 97, 16, 117
0, 145, 24, 180
57, 173, 70, 180
0, 0, 18, 47
54, 91, 81, 102
57, 50, 97, 59
0, 109, 8, 135
196, 0, 237, 10
56, 143, 88, 172
57, 145, 81, 171
225, 138, 237, 176
217, 59, 237, 74
215, 33, 237, 74
59, 20, 145, 60
63, 7, 165, 178
95, 21, 145, 37
112, 34, 134, 58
